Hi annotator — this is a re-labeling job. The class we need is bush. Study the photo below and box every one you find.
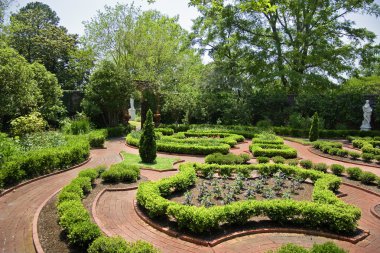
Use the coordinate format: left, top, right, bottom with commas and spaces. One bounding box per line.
101, 163, 140, 183
362, 153, 374, 162
309, 112, 319, 142
88, 130, 107, 148
313, 163, 328, 173
286, 159, 299, 166
71, 177, 92, 194
250, 144, 297, 159
349, 151, 361, 160
336, 149, 348, 157
95, 165, 107, 176
377, 177, 380, 187
330, 164, 345, 176
374, 155, 380, 163
139, 110, 157, 163
205, 153, 250, 165
272, 156, 285, 164
106, 125, 135, 137
130, 240, 160, 253
257, 156, 270, 163
359, 171, 377, 184
346, 167, 362, 180
88, 236, 130, 253
67, 221, 101, 248
299, 160, 313, 169
78, 169, 99, 183
268, 243, 308, 253
155, 128, 174, 136
10, 112, 46, 136
310, 242, 348, 253
70, 118, 90, 135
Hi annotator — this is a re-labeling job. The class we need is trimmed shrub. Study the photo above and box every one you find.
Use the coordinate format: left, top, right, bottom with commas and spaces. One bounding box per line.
310, 242, 348, 253
313, 163, 328, 173
336, 149, 348, 157
139, 110, 157, 163
374, 155, 380, 163
267, 243, 308, 253
349, 151, 361, 160
95, 165, 107, 176
286, 159, 299, 166
88, 130, 107, 148
101, 163, 140, 183
330, 164, 345, 176
257, 156, 270, 163
67, 221, 101, 248
155, 128, 174, 136
130, 240, 160, 253
362, 153, 374, 162
299, 160, 313, 169
377, 177, 380, 187
250, 144, 297, 159
88, 236, 130, 253
70, 118, 90, 135
309, 112, 319, 142
346, 167, 363, 180
71, 177, 92, 194
272, 156, 285, 164
78, 169, 99, 183
205, 153, 250, 165
359, 172, 377, 184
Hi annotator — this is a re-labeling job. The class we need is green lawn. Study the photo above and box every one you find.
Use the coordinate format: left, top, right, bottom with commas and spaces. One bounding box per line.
120, 151, 180, 171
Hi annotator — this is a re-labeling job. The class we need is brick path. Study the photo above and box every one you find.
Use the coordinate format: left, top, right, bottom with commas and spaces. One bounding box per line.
2, 138, 380, 253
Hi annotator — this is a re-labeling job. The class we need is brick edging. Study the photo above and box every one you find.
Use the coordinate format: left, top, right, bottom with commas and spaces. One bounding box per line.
370, 205, 380, 220
0, 157, 91, 198
32, 189, 62, 253
342, 182, 380, 197
133, 200, 369, 246
308, 147, 380, 168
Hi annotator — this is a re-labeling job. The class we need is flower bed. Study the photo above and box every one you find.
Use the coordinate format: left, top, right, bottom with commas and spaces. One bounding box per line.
137, 163, 361, 234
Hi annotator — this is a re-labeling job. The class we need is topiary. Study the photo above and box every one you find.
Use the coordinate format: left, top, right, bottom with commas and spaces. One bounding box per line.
309, 112, 319, 142
330, 164, 345, 176
67, 221, 101, 248
139, 109, 157, 163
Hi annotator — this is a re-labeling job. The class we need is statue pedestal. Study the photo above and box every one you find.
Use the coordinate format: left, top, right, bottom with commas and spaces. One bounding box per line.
128, 108, 136, 121
360, 121, 371, 131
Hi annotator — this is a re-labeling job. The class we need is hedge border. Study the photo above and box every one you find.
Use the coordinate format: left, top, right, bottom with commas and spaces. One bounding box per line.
250, 144, 298, 159
0, 157, 91, 198
137, 163, 361, 234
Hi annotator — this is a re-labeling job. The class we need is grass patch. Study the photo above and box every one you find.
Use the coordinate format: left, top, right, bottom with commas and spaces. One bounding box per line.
120, 151, 180, 171
282, 137, 313, 145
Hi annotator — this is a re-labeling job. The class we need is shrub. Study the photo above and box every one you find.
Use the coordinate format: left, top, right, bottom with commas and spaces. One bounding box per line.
272, 156, 285, 164
78, 169, 99, 183
313, 163, 328, 173
59, 205, 90, 231
359, 172, 377, 184
88, 130, 107, 148
71, 177, 92, 194
310, 242, 348, 253
346, 167, 362, 180
130, 240, 160, 253
101, 163, 140, 183
139, 110, 157, 163
250, 144, 297, 158
299, 160, 313, 169
377, 177, 380, 187
336, 149, 348, 157
309, 112, 319, 142
362, 153, 374, 162
70, 118, 90, 135
88, 236, 130, 253
95, 165, 107, 176
330, 164, 345, 176
257, 156, 270, 163
10, 112, 46, 136
286, 159, 299, 166
106, 125, 135, 137
155, 128, 174, 136
349, 151, 361, 160
67, 221, 101, 248
205, 153, 250, 165
268, 243, 308, 253
374, 155, 380, 163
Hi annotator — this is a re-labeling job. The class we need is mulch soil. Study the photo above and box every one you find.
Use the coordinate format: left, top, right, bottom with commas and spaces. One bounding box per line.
38, 177, 147, 253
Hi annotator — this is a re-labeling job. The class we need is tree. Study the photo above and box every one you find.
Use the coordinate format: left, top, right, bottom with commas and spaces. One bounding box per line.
190, 0, 380, 93
82, 60, 133, 127
309, 112, 319, 142
139, 109, 156, 163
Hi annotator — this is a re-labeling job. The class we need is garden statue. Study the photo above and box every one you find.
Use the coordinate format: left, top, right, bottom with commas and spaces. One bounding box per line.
128, 96, 136, 121
360, 100, 372, 131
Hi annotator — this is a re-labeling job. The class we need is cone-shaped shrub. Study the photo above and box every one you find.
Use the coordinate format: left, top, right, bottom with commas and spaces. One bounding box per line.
309, 112, 319, 142
139, 109, 157, 163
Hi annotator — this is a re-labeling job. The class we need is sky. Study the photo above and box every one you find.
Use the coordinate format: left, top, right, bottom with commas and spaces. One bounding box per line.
10, 0, 380, 40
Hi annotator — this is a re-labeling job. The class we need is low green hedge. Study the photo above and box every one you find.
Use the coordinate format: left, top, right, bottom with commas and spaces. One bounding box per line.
137, 163, 360, 234
101, 163, 140, 183
205, 153, 250, 165
250, 143, 297, 159
106, 124, 135, 138
274, 127, 380, 139
0, 135, 90, 188
155, 128, 174, 136
88, 130, 107, 148
267, 242, 348, 253
252, 134, 284, 145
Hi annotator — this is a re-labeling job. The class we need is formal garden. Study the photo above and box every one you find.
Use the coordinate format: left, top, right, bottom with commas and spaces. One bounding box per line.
1, 0, 380, 253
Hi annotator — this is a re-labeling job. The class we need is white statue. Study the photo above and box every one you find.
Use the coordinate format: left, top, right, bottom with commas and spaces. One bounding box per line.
360, 100, 372, 131
128, 96, 136, 120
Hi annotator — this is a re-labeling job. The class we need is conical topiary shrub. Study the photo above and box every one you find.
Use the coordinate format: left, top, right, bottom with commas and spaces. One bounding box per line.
309, 112, 319, 142
139, 109, 157, 163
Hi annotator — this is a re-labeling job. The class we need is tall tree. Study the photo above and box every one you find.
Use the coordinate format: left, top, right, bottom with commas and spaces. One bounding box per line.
189, 0, 380, 93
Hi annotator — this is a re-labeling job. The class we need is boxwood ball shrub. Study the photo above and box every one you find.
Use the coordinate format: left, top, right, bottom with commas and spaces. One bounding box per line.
312, 163, 328, 173
137, 163, 361, 234
346, 167, 363, 180
362, 153, 374, 162
349, 151, 361, 160
299, 160, 313, 169
139, 109, 157, 163
359, 172, 377, 184
330, 164, 345, 176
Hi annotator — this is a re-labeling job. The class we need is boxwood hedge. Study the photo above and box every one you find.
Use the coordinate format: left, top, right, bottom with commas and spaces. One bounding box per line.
137, 163, 360, 234
250, 144, 297, 158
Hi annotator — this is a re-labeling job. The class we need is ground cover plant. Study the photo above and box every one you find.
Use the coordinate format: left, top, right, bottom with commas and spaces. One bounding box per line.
126, 129, 245, 155
250, 133, 297, 158
120, 152, 180, 171
137, 163, 360, 234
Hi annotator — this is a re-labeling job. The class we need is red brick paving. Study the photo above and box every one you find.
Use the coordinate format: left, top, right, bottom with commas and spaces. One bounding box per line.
2, 138, 380, 253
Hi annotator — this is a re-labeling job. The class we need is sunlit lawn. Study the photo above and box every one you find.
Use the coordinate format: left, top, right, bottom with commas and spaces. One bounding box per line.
121, 151, 180, 171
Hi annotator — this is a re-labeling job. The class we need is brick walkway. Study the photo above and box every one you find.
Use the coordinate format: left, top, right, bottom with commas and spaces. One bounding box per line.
2, 138, 380, 253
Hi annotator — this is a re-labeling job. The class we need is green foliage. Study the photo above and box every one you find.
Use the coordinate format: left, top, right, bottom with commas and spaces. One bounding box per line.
205, 153, 250, 165
330, 164, 345, 176
130, 240, 160, 253
101, 163, 140, 183
70, 118, 90, 135
250, 144, 297, 159
0, 133, 20, 164
78, 168, 99, 183
18, 131, 66, 152
309, 112, 319, 142
139, 110, 157, 163
359, 172, 377, 184
267, 242, 348, 253
67, 221, 101, 248
257, 157, 270, 164
286, 159, 299, 166
88, 236, 130, 253
362, 153, 375, 162
312, 163, 328, 173
155, 128, 174, 136
299, 160, 313, 169
106, 125, 135, 137
88, 130, 107, 148
272, 156, 285, 164
267, 243, 308, 253
346, 167, 363, 180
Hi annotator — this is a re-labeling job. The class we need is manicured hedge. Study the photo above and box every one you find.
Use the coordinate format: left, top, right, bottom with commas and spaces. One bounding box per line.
155, 128, 174, 136
88, 130, 107, 148
250, 143, 297, 158
274, 127, 380, 139
137, 163, 360, 234
205, 153, 250, 165
267, 242, 348, 253
101, 163, 140, 183
0, 135, 90, 188
106, 124, 135, 138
